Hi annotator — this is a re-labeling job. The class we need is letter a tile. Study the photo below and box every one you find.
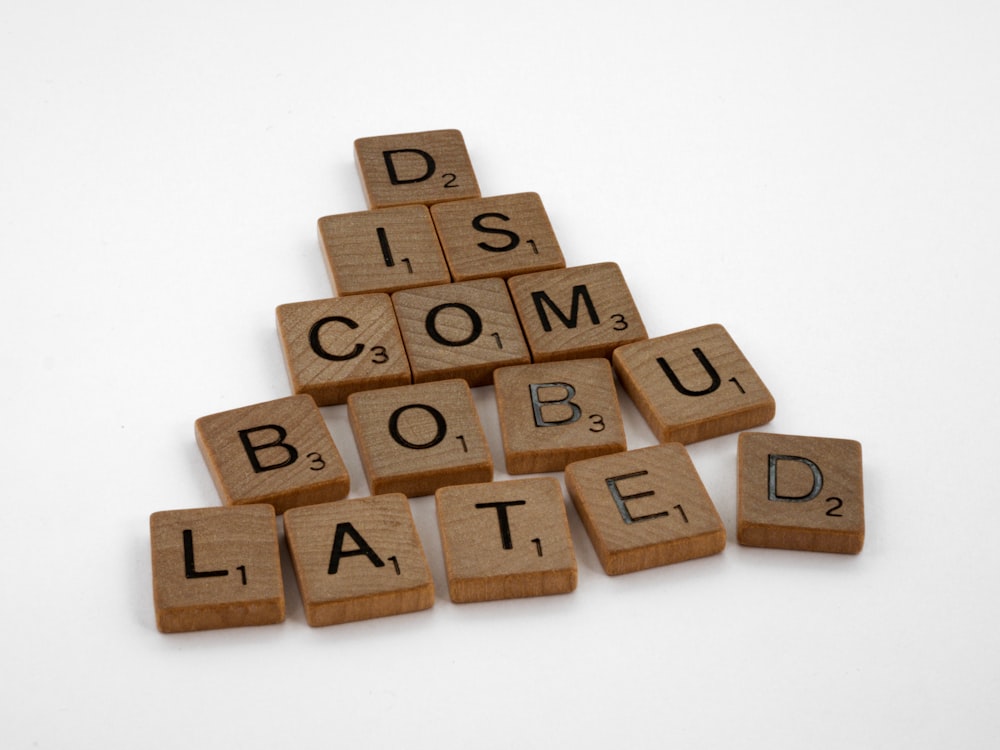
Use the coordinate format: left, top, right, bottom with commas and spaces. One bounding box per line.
507, 262, 647, 362
435, 478, 577, 603
737, 432, 864, 554
494, 358, 627, 474
150, 505, 285, 633
354, 129, 480, 209
565, 444, 726, 575
195, 395, 350, 514
283, 494, 434, 626
347, 379, 493, 497
276, 293, 411, 406
612, 324, 775, 444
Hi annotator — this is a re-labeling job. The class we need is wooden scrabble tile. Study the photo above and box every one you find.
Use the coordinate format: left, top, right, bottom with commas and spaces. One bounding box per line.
283, 494, 434, 626
494, 358, 627, 474
150, 505, 285, 633
354, 129, 480, 209
391, 278, 530, 387
276, 294, 411, 406
507, 262, 647, 362
347, 379, 493, 497
430, 192, 566, 281
565, 444, 726, 575
612, 324, 775, 444
737, 432, 865, 554
195, 394, 350, 514
435, 477, 577, 603
318, 204, 451, 296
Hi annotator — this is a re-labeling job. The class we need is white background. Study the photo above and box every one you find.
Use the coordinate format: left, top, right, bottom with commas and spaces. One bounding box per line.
2, 2, 998, 748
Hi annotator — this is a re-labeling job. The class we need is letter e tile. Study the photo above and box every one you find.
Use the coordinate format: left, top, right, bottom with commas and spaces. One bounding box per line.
150, 505, 285, 633
195, 395, 350, 514
283, 494, 434, 626
613, 324, 775, 444
737, 432, 865, 554
565, 444, 726, 575
435, 478, 577, 603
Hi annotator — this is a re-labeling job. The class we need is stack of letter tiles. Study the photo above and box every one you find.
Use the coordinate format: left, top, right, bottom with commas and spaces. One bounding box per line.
150, 129, 865, 633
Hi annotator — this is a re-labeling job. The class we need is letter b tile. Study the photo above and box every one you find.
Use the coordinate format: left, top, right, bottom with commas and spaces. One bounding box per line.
195, 395, 350, 514
737, 432, 865, 554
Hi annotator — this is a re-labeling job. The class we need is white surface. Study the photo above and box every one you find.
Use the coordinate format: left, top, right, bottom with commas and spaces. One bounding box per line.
2, 2, 998, 747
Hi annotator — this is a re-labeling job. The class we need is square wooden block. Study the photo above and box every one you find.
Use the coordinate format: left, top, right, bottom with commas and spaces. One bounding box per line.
430, 192, 566, 281
737, 432, 865, 554
613, 324, 775, 444
392, 278, 530, 387
565, 444, 726, 575
494, 358, 627, 474
195, 394, 350, 514
435, 477, 577, 603
354, 129, 480, 209
507, 262, 647, 362
150, 505, 285, 633
283, 494, 435, 626
318, 204, 451, 296
347, 379, 493, 497
276, 294, 411, 406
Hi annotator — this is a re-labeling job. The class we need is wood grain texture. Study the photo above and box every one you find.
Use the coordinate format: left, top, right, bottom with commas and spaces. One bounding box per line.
392, 278, 530, 387
565, 444, 726, 575
318, 205, 451, 296
347, 379, 493, 497
195, 395, 350, 514
737, 432, 864, 554
276, 294, 411, 406
435, 477, 577, 603
430, 192, 566, 281
150, 505, 284, 633
494, 358, 626, 474
507, 262, 647, 362
283, 494, 434, 626
612, 324, 775, 444
354, 129, 480, 209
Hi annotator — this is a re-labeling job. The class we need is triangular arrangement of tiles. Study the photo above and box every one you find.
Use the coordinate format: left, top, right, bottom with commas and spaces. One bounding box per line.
149, 129, 864, 633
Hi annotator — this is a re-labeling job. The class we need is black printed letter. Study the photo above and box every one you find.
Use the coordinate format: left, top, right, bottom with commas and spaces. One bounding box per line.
308, 316, 364, 361
768, 454, 824, 502
238, 425, 298, 473
328, 522, 385, 574
383, 148, 435, 185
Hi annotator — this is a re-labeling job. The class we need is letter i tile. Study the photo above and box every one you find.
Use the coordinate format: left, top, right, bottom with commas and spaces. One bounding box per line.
565, 444, 726, 575
435, 477, 577, 603
283, 494, 434, 626
737, 432, 865, 554
150, 505, 285, 633
195, 394, 350, 514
